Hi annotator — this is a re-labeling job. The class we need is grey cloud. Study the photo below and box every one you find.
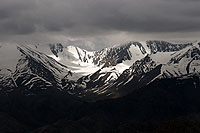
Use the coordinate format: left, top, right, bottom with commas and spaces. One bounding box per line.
165, 0, 200, 2
0, 9, 11, 20
0, 0, 200, 49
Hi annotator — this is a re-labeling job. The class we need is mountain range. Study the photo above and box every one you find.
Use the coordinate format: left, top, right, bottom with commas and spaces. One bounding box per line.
0, 40, 200, 132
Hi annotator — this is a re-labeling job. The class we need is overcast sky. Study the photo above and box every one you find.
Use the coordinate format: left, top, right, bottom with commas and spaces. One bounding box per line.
0, 0, 200, 50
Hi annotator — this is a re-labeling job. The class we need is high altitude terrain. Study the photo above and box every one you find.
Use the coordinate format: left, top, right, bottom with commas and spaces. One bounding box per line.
0, 40, 200, 132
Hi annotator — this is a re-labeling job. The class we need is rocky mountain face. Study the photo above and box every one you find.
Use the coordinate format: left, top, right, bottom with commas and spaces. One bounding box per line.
72, 55, 161, 101
93, 41, 147, 66
160, 43, 200, 78
147, 40, 193, 54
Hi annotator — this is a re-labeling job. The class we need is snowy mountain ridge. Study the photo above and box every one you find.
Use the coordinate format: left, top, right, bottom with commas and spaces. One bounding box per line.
160, 42, 200, 78
34, 41, 148, 79
0, 40, 199, 99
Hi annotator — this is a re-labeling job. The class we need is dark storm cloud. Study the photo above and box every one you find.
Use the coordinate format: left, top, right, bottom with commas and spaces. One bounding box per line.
0, 0, 200, 44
